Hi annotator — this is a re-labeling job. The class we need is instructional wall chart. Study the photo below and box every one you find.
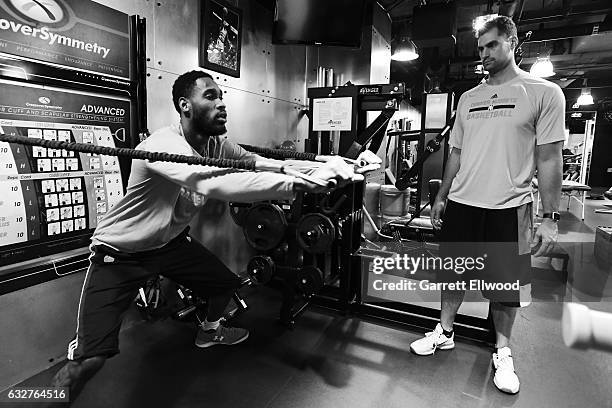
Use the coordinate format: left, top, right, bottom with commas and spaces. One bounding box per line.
0, 79, 130, 247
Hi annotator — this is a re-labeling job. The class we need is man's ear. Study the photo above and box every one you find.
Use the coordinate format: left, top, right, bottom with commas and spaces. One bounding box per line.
179, 97, 191, 116
509, 35, 518, 50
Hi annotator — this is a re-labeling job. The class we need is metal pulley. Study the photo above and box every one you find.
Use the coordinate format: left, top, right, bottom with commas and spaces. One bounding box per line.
229, 202, 251, 226
296, 213, 336, 253
243, 203, 288, 251
246, 255, 275, 284
296, 265, 324, 295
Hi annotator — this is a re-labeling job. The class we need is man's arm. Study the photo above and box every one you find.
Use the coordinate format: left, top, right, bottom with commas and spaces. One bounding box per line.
144, 138, 355, 201
532, 83, 565, 256
146, 159, 297, 203
536, 141, 562, 214
437, 147, 461, 202
434, 96, 464, 203
219, 138, 381, 175
533, 141, 562, 256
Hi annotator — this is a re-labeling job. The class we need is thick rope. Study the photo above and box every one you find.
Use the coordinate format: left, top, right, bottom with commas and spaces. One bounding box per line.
0, 133, 257, 171
239, 143, 317, 161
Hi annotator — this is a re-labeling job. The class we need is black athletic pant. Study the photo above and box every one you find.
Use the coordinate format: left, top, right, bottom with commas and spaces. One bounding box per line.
67, 228, 241, 360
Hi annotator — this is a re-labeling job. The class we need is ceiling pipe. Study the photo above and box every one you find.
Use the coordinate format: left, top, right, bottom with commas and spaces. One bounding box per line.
519, 21, 612, 42
520, 50, 612, 64
448, 48, 612, 67
563, 85, 612, 89
554, 63, 612, 71
518, 9, 612, 24
516, 0, 612, 24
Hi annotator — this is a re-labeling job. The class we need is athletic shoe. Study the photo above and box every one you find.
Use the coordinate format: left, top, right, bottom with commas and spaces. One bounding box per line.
409, 323, 455, 355
195, 324, 249, 348
492, 346, 520, 394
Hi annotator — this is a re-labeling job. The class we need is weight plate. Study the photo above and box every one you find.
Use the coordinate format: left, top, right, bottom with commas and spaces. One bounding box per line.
296, 265, 324, 295
246, 255, 275, 284
243, 203, 288, 251
296, 213, 336, 254
229, 202, 251, 226
271, 242, 289, 263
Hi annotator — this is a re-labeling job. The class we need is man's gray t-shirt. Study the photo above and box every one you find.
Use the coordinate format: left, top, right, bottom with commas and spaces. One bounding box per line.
448, 72, 566, 209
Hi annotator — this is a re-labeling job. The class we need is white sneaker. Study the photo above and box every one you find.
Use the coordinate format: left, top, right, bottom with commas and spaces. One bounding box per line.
410, 323, 455, 355
492, 347, 520, 394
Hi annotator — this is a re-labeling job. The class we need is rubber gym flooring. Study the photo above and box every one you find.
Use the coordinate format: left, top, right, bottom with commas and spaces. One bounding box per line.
13, 196, 612, 408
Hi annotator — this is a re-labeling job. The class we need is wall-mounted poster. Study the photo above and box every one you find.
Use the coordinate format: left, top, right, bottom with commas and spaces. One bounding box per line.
424, 93, 449, 129
312, 97, 353, 131
0, 0, 131, 79
199, 0, 242, 78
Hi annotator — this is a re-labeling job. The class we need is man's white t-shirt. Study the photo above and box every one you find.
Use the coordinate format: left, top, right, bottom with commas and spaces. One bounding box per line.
448, 71, 566, 209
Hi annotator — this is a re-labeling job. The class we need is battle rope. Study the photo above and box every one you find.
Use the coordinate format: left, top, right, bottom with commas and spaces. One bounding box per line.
0, 133, 339, 187
239, 144, 317, 161
0, 133, 256, 170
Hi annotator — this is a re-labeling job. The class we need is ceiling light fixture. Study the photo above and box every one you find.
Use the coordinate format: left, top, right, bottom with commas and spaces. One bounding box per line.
530, 57, 555, 78
577, 79, 594, 106
391, 37, 419, 61
577, 89, 594, 106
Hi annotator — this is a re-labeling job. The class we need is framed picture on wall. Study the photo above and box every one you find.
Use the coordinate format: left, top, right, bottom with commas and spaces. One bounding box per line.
199, 0, 242, 78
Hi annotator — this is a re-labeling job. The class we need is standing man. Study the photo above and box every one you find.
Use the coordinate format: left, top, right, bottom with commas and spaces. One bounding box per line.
409, 16, 563, 394
52, 70, 361, 402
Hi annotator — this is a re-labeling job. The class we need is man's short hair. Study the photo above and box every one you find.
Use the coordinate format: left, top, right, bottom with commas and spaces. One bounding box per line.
477, 15, 517, 39
172, 70, 214, 113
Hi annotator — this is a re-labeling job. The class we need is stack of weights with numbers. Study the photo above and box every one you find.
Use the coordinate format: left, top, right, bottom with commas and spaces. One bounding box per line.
380, 185, 410, 226
363, 182, 381, 240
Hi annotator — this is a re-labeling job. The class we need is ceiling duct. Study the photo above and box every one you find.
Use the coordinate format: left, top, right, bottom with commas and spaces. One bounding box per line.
411, 2, 457, 49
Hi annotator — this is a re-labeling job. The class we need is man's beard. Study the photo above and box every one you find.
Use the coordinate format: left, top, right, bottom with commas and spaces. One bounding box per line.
195, 117, 227, 136
487, 56, 512, 75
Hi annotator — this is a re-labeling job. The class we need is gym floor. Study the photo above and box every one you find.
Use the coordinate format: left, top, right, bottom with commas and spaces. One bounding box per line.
14, 195, 612, 408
